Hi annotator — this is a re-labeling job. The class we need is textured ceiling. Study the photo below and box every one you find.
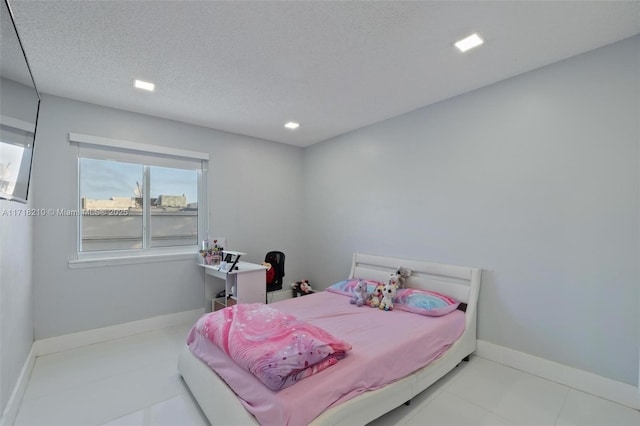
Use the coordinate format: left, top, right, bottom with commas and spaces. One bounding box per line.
6, 0, 640, 147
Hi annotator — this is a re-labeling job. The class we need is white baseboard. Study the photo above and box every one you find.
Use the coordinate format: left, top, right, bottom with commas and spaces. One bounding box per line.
33, 308, 204, 356
476, 340, 639, 410
0, 345, 36, 426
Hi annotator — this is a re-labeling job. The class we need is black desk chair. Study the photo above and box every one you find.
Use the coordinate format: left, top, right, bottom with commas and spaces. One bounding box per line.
265, 251, 285, 292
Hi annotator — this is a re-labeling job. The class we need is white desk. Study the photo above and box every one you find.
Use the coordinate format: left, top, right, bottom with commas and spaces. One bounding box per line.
200, 261, 267, 312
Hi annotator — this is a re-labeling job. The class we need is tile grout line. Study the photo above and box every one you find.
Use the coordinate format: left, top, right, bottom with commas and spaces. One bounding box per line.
20, 352, 182, 406
440, 389, 519, 425
402, 361, 478, 423
400, 384, 447, 425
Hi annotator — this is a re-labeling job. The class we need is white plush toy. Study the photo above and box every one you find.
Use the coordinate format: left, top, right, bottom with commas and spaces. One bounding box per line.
387, 272, 399, 289
379, 281, 397, 311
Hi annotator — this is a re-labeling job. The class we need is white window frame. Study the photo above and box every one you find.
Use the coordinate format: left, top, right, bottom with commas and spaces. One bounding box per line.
68, 132, 208, 268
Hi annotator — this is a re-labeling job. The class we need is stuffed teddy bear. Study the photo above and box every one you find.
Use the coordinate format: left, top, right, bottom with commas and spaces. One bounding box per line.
379, 281, 397, 311
299, 280, 312, 294
350, 279, 368, 307
291, 279, 312, 295
396, 267, 412, 288
367, 283, 384, 308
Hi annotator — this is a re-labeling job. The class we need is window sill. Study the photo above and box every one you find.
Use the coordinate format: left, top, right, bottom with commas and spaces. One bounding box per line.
68, 251, 198, 269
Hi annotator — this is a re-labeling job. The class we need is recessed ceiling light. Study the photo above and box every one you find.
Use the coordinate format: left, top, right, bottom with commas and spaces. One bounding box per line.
454, 33, 484, 53
134, 79, 155, 92
284, 121, 300, 129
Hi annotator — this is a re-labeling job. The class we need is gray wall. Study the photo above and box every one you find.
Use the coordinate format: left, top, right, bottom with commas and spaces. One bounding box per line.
0, 198, 34, 415
0, 79, 36, 415
302, 35, 640, 385
31, 95, 304, 339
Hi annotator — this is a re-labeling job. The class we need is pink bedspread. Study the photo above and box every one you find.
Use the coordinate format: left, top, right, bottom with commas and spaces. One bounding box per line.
188, 303, 351, 390
187, 291, 465, 426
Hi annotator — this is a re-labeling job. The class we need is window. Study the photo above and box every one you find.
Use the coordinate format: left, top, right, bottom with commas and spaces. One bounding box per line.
149, 166, 198, 248
79, 158, 144, 251
72, 133, 208, 258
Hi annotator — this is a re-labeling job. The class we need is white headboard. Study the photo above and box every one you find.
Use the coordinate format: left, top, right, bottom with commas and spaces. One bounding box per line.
348, 252, 481, 305
349, 252, 481, 371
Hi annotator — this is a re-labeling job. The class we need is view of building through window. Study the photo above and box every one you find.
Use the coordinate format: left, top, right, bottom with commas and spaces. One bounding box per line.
79, 158, 198, 252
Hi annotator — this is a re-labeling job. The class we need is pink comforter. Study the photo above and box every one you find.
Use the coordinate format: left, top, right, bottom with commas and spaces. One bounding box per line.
188, 303, 351, 390
188, 291, 465, 426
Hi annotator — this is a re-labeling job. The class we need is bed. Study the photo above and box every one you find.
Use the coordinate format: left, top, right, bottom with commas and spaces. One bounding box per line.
178, 252, 481, 425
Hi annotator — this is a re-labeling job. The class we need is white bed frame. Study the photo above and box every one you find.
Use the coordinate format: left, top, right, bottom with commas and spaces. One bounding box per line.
178, 252, 481, 425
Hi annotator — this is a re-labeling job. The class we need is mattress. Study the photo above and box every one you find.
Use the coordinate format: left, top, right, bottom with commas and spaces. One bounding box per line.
187, 291, 465, 426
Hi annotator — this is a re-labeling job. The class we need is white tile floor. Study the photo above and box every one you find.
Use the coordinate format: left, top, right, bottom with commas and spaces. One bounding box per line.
13, 322, 640, 426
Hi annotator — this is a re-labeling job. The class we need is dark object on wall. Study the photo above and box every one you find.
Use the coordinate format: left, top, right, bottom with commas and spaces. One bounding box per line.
0, 0, 41, 203
264, 251, 285, 292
